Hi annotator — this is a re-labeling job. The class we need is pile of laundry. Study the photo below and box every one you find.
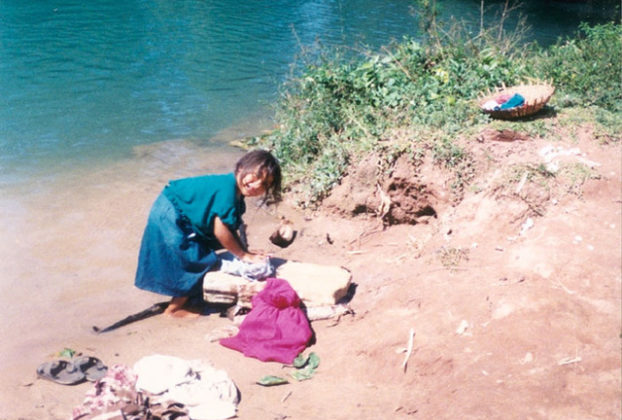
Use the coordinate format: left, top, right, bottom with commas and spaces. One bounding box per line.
71, 355, 239, 420
481, 92, 525, 111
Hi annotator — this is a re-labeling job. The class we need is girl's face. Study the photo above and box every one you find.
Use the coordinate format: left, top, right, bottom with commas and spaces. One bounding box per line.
237, 171, 272, 197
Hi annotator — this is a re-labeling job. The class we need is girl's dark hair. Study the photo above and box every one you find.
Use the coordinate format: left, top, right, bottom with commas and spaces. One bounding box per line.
235, 149, 282, 203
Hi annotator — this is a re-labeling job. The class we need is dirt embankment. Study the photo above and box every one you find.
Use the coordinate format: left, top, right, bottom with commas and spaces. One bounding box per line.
261, 124, 621, 420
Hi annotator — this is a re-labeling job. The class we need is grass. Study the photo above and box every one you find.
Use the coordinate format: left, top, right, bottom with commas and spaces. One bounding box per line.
558, 163, 601, 196
499, 159, 600, 201
244, 11, 620, 208
437, 246, 470, 272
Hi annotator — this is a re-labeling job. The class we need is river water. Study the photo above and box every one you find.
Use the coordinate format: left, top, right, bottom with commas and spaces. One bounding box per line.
0, 0, 616, 187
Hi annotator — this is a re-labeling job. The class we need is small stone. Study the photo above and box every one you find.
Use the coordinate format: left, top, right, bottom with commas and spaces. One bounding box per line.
520, 352, 534, 364
456, 320, 469, 335
519, 218, 534, 236
269, 223, 295, 248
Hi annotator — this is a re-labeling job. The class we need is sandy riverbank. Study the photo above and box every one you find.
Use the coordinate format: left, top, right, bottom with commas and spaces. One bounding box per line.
1, 131, 620, 420
0, 141, 249, 417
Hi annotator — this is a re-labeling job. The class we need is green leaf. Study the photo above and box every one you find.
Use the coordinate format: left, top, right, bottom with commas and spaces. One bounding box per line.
290, 368, 315, 381
307, 352, 320, 369
290, 352, 320, 381
293, 353, 309, 368
257, 375, 289, 386
58, 348, 76, 358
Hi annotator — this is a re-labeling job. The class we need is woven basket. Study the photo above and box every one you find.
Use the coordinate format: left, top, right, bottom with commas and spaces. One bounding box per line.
479, 82, 555, 120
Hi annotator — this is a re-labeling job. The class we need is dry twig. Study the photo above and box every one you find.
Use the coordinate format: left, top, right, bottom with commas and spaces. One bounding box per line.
402, 328, 415, 372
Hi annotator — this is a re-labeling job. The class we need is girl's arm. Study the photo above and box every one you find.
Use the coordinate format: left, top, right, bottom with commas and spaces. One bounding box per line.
213, 216, 265, 263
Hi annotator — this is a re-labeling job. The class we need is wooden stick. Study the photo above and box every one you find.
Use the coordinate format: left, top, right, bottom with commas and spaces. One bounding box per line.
402, 328, 415, 372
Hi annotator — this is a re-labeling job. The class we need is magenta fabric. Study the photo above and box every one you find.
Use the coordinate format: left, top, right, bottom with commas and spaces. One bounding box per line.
220, 278, 312, 364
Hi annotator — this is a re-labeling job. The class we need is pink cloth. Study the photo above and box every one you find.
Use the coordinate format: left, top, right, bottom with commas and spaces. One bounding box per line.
495, 93, 512, 104
220, 278, 312, 364
72, 364, 138, 419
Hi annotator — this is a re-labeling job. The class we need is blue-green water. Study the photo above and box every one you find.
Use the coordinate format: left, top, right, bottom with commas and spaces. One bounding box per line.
0, 0, 616, 185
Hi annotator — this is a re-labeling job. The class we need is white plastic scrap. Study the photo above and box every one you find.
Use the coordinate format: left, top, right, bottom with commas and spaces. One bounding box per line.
519, 218, 534, 236
558, 356, 582, 366
456, 320, 470, 335
538, 145, 601, 174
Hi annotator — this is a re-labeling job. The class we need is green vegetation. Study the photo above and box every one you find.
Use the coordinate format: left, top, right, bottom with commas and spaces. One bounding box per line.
499, 160, 600, 204
536, 23, 621, 112
246, 10, 620, 207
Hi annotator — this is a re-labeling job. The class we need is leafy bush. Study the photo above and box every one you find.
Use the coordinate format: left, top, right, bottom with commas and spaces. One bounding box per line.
251, 19, 620, 207
534, 23, 621, 111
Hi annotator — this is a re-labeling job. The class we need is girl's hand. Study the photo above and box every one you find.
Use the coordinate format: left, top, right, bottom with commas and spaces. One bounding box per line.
241, 252, 267, 264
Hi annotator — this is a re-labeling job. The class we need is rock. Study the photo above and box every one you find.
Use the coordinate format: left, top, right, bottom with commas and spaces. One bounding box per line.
203, 260, 352, 308
270, 222, 296, 248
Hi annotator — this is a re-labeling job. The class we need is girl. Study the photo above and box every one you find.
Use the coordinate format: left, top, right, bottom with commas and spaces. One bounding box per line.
135, 149, 282, 318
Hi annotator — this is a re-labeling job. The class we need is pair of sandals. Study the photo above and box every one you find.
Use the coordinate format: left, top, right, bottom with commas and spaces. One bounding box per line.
37, 356, 107, 385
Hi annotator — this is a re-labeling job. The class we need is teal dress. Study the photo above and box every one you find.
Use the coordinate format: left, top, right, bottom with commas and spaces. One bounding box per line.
135, 173, 245, 297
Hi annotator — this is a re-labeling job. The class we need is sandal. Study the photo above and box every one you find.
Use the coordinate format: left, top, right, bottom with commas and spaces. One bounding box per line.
36, 360, 85, 385
156, 402, 190, 420
73, 355, 108, 382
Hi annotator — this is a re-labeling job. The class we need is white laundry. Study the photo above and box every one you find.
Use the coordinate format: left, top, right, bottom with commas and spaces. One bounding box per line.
168, 377, 238, 420
482, 99, 499, 110
218, 254, 275, 280
133, 354, 239, 420
133, 354, 192, 394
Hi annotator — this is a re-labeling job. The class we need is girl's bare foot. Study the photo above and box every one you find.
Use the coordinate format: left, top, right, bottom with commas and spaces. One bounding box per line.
164, 297, 201, 318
